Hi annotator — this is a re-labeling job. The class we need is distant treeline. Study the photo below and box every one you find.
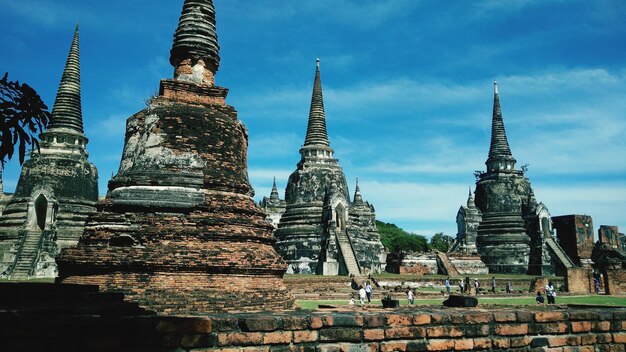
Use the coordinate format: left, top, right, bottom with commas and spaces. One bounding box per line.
376, 220, 452, 254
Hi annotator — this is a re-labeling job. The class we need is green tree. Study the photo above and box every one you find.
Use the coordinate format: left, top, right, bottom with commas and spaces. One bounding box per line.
0, 73, 51, 166
429, 232, 454, 252
376, 220, 429, 254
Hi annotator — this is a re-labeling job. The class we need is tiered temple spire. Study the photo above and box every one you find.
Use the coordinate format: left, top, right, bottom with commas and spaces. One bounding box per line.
270, 177, 280, 202
486, 81, 516, 172
48, 24, 83, 134
170, 0, 220, 72
303, 59, 330, 147
353, 178, 363, 204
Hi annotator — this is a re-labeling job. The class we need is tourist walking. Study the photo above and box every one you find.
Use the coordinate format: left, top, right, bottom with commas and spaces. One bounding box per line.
506, 281, 512, 294
444, 277, 451, 294
545, 281, 556, 304
458, 279, 465, 294
407, 288, 414, 305
594, 276, 601, 294
358, 285, 367, 305
535, 291, 545, 304
474, 279, 481, 295
365, 281, 372, 303
491, 277, 496, 293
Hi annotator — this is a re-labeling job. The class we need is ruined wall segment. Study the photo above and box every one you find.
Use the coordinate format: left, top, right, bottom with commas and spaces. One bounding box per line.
552, 215, 595, 266
56, 0, 293, 314
0, 26, 98, 280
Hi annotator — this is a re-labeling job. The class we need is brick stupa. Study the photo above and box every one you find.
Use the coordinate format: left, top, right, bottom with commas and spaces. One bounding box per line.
57, 0, 294, 314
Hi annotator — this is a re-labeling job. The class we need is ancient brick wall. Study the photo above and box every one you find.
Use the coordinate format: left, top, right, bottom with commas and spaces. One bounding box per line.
552, 215, 595, 265
566, 267, 594, 294
599, 226, 622, 250
4, 306, 626, 351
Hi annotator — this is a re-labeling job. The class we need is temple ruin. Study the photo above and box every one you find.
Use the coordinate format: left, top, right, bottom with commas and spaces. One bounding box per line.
273, 60, 386, 276
56, 0, 293, 314
259, 177, 286, 230
452, 82, 573, 275
0, 26, 98, 280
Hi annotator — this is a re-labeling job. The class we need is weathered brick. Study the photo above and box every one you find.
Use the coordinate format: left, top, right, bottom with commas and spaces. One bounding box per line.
472, 337, 492, 350
427, 339, 455, 351
362, 315, 386, 328
492, 338, 510, 349
241, 317, 278, 332
293, 330, 318, 343
597, 332, 613, 344
548, 336, 568, 347
495, 324, 529, 336
387, 314, 413, 326
464, 324, 490, 337
331, 315, 363, 327
282, 316, 309, 330
530, 337, 549, 348
566, 335, 582, 346
156, 317, 212, 333
385, 327, 426, 339
570, 311, 599, 321
516, 311, 535, 323
263, 331, 292, 345
535, 311, 566, 323
217, 332, 263, 346
591, 321, 611, 331
613, 332, 626, 343
464, 312, 493, 324
310, 317, 323, 330
510, 335, 532, 348
380, 341, 407, 352
363, 329, 384, 341
454, 339, 473, 350
429, 312, 451, 324
412, 314, 431, 325
493, 312, 517, 322
572, 321, 592, 333
319, 328, 362, 343
425, 325, 463, 338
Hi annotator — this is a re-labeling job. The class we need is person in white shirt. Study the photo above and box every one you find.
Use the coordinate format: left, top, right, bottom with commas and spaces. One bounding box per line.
358, 285, 367, 305
545, 281, 556, 304
365, 282, 372, 303
407, 289, 414, 305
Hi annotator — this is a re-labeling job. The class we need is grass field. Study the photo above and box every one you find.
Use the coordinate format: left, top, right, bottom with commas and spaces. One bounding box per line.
296, 295, 626, 310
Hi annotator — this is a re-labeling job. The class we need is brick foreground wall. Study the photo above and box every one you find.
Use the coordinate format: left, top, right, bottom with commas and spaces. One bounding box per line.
4, 306, 626, 351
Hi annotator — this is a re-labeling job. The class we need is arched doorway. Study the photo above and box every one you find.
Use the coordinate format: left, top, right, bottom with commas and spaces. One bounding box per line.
335, 204, 346, 231
34, 194, 47, 231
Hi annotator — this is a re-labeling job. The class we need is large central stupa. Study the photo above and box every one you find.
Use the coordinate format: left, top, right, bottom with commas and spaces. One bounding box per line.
57, 0, 293, 314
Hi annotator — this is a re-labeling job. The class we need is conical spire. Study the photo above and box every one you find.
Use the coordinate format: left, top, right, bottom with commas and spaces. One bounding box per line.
486, 81, 516, 171
467, 186, 475, 208
353, 178, 364, 204
303, 59, 330, 147
48, 24, 84, 134
170, 0, 220, 74
269, 176, 280, 201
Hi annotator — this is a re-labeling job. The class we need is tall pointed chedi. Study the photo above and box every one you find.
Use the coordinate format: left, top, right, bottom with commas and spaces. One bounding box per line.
0, 25, 98, 280
274, 60, 386, 276
473, 81, 553, 274
57, 0, 293, 314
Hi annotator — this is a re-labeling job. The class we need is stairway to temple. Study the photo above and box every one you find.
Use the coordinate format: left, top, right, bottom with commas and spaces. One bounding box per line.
436, 251, 460, 276
335, 230, 361, 276
545, 236, 576, 269
10, 230, 43, 280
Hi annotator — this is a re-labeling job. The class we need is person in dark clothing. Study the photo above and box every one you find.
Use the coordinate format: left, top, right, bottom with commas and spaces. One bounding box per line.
536, 291, 545, 304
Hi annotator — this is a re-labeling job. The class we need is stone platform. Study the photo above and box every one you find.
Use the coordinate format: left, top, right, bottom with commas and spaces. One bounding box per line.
2, 283, 625, 351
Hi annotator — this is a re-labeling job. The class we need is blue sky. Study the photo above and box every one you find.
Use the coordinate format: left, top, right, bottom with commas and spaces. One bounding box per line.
1, 0, 625, 237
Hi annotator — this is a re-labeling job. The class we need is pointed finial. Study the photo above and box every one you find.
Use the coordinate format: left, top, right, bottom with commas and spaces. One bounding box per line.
269, 176, 279, 201
316, 58, 320, 69
355, 177, 360, 191
75, 21, 79, 32
353, 177, 363, 204
468, 186, 472, 198
303, 58, 330, 147
48, 24, 84, 134
494, 80, 498, 94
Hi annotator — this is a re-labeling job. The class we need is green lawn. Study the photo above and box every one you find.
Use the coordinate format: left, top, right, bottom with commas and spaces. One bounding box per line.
296, 295, 626, 310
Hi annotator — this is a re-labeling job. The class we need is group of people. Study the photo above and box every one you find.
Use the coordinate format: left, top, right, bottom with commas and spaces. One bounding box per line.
448, 277, 514, 295
349, 280, 374, 306
536, 281, 557, 304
